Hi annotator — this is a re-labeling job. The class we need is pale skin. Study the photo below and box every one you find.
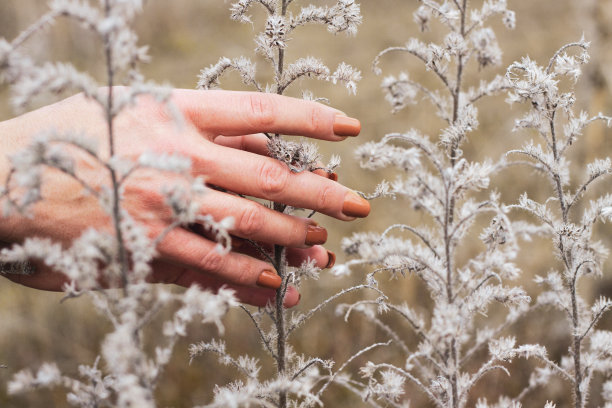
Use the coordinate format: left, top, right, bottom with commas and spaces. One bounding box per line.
0, 89, 369, 308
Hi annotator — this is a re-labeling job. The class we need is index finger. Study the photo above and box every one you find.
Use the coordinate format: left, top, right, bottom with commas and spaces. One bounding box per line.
172, 90, 361, 141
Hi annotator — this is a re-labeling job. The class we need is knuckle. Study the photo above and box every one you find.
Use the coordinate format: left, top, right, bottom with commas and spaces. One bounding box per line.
316, 184, 336, 212
257, 160, 289, 197
233, 266, 254, 286
307, 105, 324, 135
245, 93, 276, 127
237, 203, 265, 237
138, 187, 164, 206
197, 248, 225, 274
124, 184, 166, 215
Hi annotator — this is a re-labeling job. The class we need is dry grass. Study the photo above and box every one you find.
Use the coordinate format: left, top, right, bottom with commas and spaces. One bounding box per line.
0, 1, 611, 406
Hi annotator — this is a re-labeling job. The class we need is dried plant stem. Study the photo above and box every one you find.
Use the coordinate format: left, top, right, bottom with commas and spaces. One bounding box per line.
550, 115, 583, 407
103, 0, 129, 290
445, 3, 467, 405
274, 2, 289, 406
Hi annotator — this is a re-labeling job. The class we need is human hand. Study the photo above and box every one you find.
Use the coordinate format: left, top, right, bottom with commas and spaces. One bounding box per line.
0, 89, 369, 307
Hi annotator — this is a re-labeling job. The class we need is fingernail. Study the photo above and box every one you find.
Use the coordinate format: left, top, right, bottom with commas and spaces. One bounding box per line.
325, 250, 336, 269
328, 172, 338, 181
305, 225, 328, 246
342, 191, 371, 218
312, 169, 328, 178
333, 115, 361, 137
257, 270, 281, 290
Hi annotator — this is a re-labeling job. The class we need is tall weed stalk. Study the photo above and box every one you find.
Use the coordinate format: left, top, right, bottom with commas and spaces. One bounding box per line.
189, 1, 387, 407
338, 2, 545, 406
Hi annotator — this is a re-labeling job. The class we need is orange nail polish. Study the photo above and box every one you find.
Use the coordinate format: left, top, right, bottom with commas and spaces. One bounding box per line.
305, 225, 328, 246
328, 172, 338, 181
325, 250, 336, 269
333, 115, 361, 137
342, 191, 371, 218
257, 270, 281, 290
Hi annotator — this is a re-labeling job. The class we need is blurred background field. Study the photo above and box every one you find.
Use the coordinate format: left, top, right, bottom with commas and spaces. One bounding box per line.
0, 0, 612, 406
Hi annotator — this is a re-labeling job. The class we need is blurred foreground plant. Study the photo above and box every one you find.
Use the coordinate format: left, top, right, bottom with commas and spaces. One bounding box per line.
0, 1, 236, 406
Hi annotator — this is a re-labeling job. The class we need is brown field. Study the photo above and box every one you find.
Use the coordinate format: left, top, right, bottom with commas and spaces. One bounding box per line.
1, 1, 611, 406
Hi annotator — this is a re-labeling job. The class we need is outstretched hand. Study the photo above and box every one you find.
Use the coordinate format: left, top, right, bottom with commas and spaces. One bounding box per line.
0, 89, 369, 307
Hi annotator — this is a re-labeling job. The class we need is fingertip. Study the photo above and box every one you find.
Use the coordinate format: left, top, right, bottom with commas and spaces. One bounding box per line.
333, 115, 361, 137
286, 245, 329, 268
342, 191, 371, 218
283, 286, 301, 308
256, 270, 281, 290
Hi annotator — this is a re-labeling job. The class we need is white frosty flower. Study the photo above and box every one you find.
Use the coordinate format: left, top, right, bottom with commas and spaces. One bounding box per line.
327, 0, 362, 35
197, 56, 257, 90
331, 62, 361, 95
267, 136, 321, 173
601, 207, 612, 223
471, 27, 502, 68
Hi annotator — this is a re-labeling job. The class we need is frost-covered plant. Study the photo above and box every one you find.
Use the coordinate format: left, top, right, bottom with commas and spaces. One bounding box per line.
190, 1, 385, 407
0, 1, 236, 406
337, 1, 546, 406
505, 40, 612, 407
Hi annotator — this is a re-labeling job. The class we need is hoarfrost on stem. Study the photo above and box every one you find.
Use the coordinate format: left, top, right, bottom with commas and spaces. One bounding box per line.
339, 1, 545, 407
506, 40, 612, 407
190, 2, 385, 408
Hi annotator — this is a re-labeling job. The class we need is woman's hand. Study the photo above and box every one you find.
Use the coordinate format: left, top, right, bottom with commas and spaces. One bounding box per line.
0, 89, 369, 307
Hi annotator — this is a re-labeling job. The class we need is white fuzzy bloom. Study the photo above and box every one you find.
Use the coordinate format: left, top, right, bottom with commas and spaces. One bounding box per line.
440, 103, 479, 149
355, 140, 420, 172
554, 52, 585, 82
7, 370, 36, 395
601, 207, 612, 223
380, 73, 419, 112
198, 56, 258, 90
267, 136, 321, 173
8, 363, 62, 395
50, 0, 101, 25
369, 370, 405, 402
470, 0, 516, 30
414, 5, 433, 31
282, 57, 330, 90
264, 14, 288, 49
11, 62, 98, 110
327, 0, 362, 35
330, 263, 352, 277
331, 62, 361, 95
471, 28, 502, 68
230, 0, 275, 24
